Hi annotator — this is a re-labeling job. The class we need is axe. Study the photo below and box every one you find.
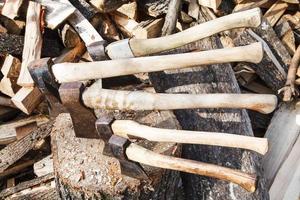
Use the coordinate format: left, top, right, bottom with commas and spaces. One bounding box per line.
95, 116, 259, 192
82, 84, 277, 114
57, 80, 277, 140
52, 42, 263, 83
106, 8, 262, 59
38, 2, 261, 60
104, 134, 257, 193
96, 119, 268, 155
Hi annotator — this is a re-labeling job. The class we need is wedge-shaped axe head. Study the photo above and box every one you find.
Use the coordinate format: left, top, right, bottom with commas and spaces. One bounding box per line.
28, 58, 65, 117
95, 117, 148, 179
59, 82, 98, 139
108, 135, 148, 180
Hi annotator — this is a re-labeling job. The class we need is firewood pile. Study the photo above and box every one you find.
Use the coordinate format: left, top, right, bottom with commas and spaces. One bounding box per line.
0, 0, 299, 199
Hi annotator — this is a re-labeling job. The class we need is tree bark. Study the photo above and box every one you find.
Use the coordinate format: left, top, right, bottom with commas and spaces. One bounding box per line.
0, 33, 63, 58
138, 0, 170, 17
161, 0, 181, 36
233, 19, 291, 91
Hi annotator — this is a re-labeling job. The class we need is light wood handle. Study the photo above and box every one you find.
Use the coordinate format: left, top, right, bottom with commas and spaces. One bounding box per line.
129, 8, 261, 56
52, 43, 263, 83
82, 88, 277, 114
126, 143, 257, 192
112, 120, 268, 155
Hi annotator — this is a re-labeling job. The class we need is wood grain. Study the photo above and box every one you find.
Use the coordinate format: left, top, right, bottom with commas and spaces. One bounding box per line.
1, 0, 24, 20
264, 0, 288, 27
0, 115, 49, 145
11, 87, 43, 114
17, 1, 43, 86
0, 121, 53, 173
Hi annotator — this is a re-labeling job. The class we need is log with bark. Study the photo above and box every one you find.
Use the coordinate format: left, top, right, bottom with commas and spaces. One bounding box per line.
233, 19, 291, 91
149, 9, 269, 199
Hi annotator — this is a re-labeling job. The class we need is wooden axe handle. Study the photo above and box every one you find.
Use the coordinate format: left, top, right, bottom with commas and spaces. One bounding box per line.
82, 88, 277, 114
126, 143, 256, 192
112, 120, 268, 155
129, 8, 261, 56
52, 43, 263, 83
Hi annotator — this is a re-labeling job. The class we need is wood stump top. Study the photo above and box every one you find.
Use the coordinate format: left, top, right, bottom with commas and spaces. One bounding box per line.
51, 111, 181, 198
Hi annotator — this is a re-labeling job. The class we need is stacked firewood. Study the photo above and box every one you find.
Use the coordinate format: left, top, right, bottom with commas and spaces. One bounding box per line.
0, 0, 299, 199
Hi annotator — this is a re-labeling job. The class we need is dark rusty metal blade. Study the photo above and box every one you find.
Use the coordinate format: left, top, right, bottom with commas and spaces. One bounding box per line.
109, 135, 148, 180
59, 82, 98, 138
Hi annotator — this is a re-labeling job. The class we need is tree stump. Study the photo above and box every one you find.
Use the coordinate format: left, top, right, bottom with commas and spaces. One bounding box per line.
51, 111, 184, 199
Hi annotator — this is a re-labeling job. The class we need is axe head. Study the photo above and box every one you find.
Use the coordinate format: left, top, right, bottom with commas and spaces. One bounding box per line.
109, 135, 148, 180
95, 115, 115, 141
87, 40, 108, 61
95, 115, 115, 156
59, 82, 99, 139
28, 58, 65, 116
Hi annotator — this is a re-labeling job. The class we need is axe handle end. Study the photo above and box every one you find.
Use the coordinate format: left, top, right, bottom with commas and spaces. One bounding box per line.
126, 143, 257, 192
112, 120, 269, 155
129, 8, 262, 56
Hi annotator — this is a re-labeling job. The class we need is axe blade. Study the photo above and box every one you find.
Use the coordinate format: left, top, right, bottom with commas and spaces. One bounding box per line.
59, 82, 98, 138
28, 58, 65, 117
109, 135, 148, 180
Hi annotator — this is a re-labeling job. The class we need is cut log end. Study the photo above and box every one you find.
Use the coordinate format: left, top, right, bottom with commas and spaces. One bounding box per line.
52, 112, 183, 199
11, 87, 43, 115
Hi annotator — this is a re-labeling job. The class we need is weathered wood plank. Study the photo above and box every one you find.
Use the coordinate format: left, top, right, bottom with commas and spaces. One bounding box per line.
262, 102, 300, 188
269, 135, 300, 200
0, 121, 53, 173
0, 115, 49, 145
0, 173, 54, 198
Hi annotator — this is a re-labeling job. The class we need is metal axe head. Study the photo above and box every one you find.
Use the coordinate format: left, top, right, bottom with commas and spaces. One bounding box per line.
87, 40, 108, 61
95, 114, 115, 141
95, 117, 148, 179
28, 58, 65, 117
59, 82, 98, 139
95, 114, 115, 156
108, 135, 148, 180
